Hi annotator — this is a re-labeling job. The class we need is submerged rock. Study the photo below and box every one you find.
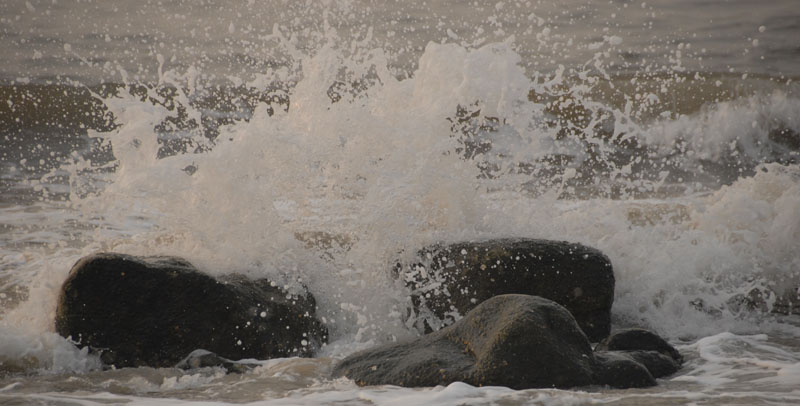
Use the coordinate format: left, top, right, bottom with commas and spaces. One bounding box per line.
774, 285, 800, 316
619, 349, 681, 379
696, 285, 800, 317
747, 285, 800, 316
334, 294, 596, 389
399, 238, 614, 341
595, 328, 683, 365
55, 253, 327, 368
594, 328, 683, 381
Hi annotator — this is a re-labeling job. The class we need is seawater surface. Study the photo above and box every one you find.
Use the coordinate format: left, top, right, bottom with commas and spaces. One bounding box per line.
1, 1, 800, 405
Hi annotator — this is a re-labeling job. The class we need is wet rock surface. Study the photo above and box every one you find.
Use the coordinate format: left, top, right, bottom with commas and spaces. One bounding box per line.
594, 328, 683, 381
620, 349, 681, 378
333, 295, 682, 390
593, 351, 656, 388
400, 238, 615, 341
55, 253, 327, 368
595, 328, 683, 365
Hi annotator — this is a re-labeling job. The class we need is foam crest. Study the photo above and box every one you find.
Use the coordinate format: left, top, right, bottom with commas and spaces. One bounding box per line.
4, 30, 799, 356
645, 90, 800, 165
675, 332, 800, 390
58, 39, 553, 345
29, 33, 793, 348
0, 326, 101, 375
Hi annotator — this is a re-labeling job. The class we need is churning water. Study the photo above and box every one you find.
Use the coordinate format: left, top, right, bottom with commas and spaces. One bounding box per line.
1, 0, 800, 404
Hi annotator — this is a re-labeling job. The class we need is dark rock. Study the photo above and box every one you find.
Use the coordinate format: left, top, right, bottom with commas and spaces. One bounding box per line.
399, 238, 614, 341
773, 284, 800, 315
595, 328, 682, 365
330, 336, 474, 387
621, 350, 681, 378
713, 284, 800, 317
332, 294, 597, 389
593, 351, 655, 388
726, 287, 770, 314
727, 284, 800, 317
768, 127, 800, 152
176, 349, 258, 374
55, 253, 327, 368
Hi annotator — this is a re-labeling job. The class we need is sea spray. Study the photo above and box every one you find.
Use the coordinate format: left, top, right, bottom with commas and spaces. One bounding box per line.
1, 2, 800, 403
3, 32, 798, 349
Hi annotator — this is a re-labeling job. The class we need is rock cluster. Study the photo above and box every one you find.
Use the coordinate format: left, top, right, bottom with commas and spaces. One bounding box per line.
55, 239, 682, 390
333, 294, 682, 389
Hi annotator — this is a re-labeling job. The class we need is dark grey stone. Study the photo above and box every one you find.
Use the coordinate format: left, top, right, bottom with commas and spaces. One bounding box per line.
55, 253, 327, 368
399, 238, 614, 341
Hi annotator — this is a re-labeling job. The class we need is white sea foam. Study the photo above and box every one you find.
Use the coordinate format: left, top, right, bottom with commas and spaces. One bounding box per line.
675, 332, 800, 390
0, 326, 101, 375
3, 35, 799, 356
644, 90, 800, 163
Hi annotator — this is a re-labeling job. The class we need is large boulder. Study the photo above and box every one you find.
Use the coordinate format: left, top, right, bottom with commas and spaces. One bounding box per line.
333, 294, 596, 389
399, 239, 614, 341
332, 294, 680, 390
55, 253, 327, 368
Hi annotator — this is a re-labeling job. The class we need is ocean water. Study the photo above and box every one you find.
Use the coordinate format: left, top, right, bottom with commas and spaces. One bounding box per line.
2, 0, 800, 404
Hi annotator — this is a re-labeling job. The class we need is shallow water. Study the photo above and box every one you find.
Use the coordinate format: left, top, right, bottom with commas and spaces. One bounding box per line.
2, 0, 800, 405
